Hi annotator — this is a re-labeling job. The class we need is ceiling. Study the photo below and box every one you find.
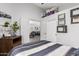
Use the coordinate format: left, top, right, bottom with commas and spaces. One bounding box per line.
34, 3, 79, 11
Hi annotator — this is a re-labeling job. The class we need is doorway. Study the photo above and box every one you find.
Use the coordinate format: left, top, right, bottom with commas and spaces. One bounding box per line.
29, 20, 40, 42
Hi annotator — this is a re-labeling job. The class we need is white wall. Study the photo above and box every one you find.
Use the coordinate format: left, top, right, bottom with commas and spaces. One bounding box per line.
0, 3, 44, 44
56, 6, 79, 48
41, 5, 79, 48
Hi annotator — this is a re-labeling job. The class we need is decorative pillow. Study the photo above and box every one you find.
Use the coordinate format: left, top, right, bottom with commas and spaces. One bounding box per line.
71, 48, 79, 56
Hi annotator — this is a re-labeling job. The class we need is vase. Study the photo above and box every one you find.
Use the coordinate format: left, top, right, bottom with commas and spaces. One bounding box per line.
11, 31, 16, 37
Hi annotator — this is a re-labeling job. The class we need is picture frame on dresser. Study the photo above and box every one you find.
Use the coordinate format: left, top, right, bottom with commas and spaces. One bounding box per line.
57, 25, 67, 33
71, 8, 79, 24
58, 13, 66, 25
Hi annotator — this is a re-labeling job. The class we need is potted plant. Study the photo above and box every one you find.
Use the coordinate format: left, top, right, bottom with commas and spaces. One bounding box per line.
3, 21, 10, 31
11, 21, 20, 36
3, 21, 11, 37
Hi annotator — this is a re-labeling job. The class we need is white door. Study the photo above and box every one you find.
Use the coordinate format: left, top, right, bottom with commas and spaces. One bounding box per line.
47, 20, 57, 42
40, 21, 47, 40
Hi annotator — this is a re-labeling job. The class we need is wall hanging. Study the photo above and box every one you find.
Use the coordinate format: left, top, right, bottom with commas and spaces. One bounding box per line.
58, 13, 65, 26
57, 13, 67, 33
57, 25, 67, 33
0, 11, 11, 19
71, 8, 79, 24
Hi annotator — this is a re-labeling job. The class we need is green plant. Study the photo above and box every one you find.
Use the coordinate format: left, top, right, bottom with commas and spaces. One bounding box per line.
11, 21, 20, 33
3, 21, 10, 27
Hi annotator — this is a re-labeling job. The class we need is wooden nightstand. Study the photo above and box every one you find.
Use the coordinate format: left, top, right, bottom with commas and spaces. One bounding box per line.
0, 36, 21, 56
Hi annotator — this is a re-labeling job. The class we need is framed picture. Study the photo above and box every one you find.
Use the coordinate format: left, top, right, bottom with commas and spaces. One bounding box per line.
71, 8, 79, 24
58, 13, 65, 25
0, 11, 11, 19
57, 25, 67, 33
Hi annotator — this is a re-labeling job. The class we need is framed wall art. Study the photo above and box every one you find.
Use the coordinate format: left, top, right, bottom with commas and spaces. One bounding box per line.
57, 25, 67, 33
58, 13, 66, 25
0, 11, 11, 19
71, 8, 79, 24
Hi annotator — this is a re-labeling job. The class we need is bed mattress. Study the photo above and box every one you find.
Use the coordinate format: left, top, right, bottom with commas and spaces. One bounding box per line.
8, 40, 77, 56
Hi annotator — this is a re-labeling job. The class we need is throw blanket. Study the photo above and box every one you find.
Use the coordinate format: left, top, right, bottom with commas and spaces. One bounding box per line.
9, 40, 77, 56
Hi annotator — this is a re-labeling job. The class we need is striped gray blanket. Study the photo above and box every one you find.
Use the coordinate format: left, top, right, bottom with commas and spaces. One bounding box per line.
8, 40, 77, 56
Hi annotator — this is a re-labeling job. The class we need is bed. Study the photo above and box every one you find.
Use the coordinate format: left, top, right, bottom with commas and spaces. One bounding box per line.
8, 40, 78, 56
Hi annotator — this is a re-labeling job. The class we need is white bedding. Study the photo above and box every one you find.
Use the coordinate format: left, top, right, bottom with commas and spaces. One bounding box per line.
47, 46, 71, 56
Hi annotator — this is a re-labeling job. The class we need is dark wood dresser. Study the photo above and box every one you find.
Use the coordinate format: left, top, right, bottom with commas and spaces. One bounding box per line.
0, 36, 21, 56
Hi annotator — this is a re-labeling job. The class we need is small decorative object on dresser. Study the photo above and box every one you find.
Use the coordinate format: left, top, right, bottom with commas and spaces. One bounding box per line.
71, 8, 79, 24
0, 36, 21, 56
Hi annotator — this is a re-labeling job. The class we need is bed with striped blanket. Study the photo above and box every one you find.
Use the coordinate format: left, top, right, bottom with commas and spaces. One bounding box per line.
8, 40, 78, 56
